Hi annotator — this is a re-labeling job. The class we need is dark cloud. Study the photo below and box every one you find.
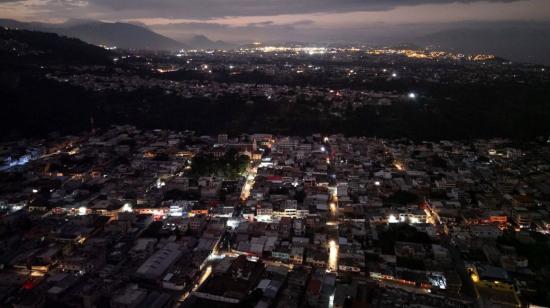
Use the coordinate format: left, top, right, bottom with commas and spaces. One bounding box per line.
150, 19, 550, 45
85, 0, 525, 19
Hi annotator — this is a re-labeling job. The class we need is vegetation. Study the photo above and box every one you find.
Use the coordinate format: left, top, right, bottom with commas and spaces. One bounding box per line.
0, 28, 112, 65
2, 70, 549, 141
190, 149, 249, 179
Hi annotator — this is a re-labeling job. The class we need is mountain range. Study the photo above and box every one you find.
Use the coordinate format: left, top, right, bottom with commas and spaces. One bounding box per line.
416, 25, 550, 65
186, 34, 236, 50
1, 18, 549, 65
0, 19, 233, 51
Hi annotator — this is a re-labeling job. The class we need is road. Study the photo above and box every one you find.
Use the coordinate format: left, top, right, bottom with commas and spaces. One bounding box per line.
240, 164, 258, 200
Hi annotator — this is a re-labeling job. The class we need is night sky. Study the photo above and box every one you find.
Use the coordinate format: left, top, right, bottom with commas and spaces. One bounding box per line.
1, 0, 549, 43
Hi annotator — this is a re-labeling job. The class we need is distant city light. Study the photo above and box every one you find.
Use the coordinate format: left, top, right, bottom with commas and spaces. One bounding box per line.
101, 45, 117, 51
392, 72, 398, 78
32, 189, 38, 193
408, 92, 417, 99
321, 146, 326, 152
374, 181, 381, 186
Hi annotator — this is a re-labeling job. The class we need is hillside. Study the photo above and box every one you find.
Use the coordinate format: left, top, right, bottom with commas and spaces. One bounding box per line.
186, 34, 236, 49
0, 28, 112, 65
59, 21, 186, 50
0, 19, 188, 51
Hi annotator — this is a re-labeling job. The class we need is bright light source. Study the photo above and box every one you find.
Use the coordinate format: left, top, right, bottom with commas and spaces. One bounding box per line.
78, 207, 87, 216
374, 181, 381, 186
32, 189, 38, 193
388, 214, 399, 223
394, 162, 404, 171
392, 72, 397, 78
227, 218, 240, 229
321, 146, 326, 152
156, 179, 166, 189
121, 203, 133, 213
408, 92, 417, 99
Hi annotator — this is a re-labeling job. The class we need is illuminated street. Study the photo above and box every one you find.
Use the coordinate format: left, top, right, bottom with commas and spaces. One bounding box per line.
328, 240, 338, 272
240, 165, 258, 200
177, 265, 213, 303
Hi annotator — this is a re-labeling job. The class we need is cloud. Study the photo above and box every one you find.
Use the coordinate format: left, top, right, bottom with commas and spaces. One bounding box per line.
83, 0, 526, 19
247, 21, 274, 27
287, 19, 315, 26
149, 19, 332, 43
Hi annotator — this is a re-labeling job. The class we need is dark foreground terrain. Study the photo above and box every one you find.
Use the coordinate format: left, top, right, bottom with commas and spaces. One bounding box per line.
1, 28, 550, 141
